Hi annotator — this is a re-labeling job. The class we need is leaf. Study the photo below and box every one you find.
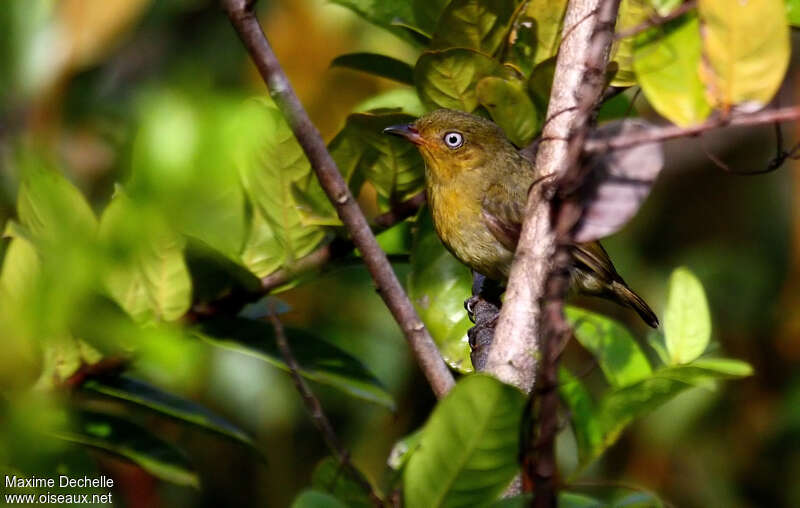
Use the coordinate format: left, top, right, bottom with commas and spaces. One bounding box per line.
698, 0, 790, 111
633, 13, 712, 126
403, 374, 526, 508
17, 168, 97, 244
185, 238, 262, 303
476, 76, 540, 147
506, 0, 568, 74
387, 429, 424, 470
558, 368, 603, 466
591, 374, 693, 464
354, 88, 426, 117
82, 375, 256, 450
573, 119, 665, 243
415, 48, 507, 112
330, 0, 425, 45
53, 410, 199, 488
431, 0, 518, 55
684, 357, 753, 377
489, 495, 534, 508
291, 172, 341, 227
311, 457, 376, 508
408, 208, 473, 373
99, 195, 192, 324
340, 112, 426, 203
565, 307, 653, 388
0, 228, 40, 302
239, 208, 285, 279
788, 0, 800, 26
611, 0, 651, 86
528, 57, 557, 111
664, 267, 711, 364
649, 0, 683, 16
331, 53, 414, 85
291, 490, 349, 508
413, 0, 453, 34
195, 317, 394, 409
235, 99, 327, 264
559, 492, 605, 508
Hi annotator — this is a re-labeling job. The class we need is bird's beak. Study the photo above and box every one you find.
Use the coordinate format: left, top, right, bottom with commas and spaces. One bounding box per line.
383, 124, 423, 145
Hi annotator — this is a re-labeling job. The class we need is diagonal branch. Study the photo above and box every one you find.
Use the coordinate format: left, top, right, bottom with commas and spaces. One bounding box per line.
220, 0, 454, 398
267, 309, 383, 507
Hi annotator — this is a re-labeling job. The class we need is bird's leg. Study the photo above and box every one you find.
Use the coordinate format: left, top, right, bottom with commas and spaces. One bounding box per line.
466, 272, 503, 371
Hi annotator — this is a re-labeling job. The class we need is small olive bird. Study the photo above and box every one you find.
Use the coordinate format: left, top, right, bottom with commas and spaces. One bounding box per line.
384, 109, 658, 328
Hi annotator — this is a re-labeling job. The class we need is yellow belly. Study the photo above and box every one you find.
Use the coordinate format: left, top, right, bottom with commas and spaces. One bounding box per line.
428, 184, 513, 282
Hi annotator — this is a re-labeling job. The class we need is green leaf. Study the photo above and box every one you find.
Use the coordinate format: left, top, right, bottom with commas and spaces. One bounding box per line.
185, 238, 262, 303
415, 48, 507, 112
53, 410, 199, 488
506, 0, 568, 74
354, 88, 426, 117
788, 0, 800, 26
387, 429, 424, 470
239, 208, 285, 279
684, 357, 753, 377
528, 56, 557, 111
649, 0, 683, 16
476, 76, 539, 147
559, 492, 604, 508
291, 490, 348, 508
331, 53, 414, 85
311, 457, 377, 508
489, 494, 533, 508
195, 317, 394, 409
17, 168, 97, 243
403, 374, 526, 508
431, 0, 518, 55
0, 228, 40, 302
698, 0, 790, 110
408, 208, 473, 373
99, 195, 192, 324
330, 0, 426, 45
339, 112, 426, 203
565, 306, 652, 388
82, 376, 256, 450
558, 368, 603, 466
663, 267, 711, 364
633, 13, 712, 126
610, 0, 651, 86
592, 374, 693, 463
413, 0, 453, 35
235, 99, 327, 264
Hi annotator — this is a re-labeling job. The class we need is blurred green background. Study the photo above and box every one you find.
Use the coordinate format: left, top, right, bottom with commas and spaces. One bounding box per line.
1, 0, 799, 507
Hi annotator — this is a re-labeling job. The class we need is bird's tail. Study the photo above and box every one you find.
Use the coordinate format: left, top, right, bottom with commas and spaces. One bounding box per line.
611, 281, 659, 328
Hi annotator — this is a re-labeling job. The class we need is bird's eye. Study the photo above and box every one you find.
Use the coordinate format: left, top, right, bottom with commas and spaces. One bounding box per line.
443, 131, 464, 149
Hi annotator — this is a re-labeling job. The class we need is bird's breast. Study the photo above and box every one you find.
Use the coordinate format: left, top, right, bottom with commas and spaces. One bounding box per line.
427, 182, 514, 281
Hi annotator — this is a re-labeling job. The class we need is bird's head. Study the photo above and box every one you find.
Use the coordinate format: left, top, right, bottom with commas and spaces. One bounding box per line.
383, 109, 515, 183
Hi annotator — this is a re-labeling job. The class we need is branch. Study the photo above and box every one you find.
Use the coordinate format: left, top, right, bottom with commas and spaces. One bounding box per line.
220, 0, 454, 398
584, 106, 800, 152
482, 1, 622, 505
486, 0, 620, 390
267, 309, 383, 507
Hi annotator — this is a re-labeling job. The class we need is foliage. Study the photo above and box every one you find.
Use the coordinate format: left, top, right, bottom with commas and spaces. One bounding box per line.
0, 0, 792, 506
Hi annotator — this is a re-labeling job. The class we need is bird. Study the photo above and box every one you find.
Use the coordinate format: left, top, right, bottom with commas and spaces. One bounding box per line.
384, 108, 658, 328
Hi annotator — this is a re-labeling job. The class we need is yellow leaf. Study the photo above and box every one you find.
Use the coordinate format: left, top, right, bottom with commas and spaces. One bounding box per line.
698, 0, 790, 111
610, 0, 651, 87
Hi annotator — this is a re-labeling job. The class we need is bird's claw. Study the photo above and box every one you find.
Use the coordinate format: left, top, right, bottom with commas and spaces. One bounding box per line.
464, 296, 480, 323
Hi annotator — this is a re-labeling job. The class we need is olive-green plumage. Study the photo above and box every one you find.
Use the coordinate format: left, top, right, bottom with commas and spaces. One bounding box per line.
385, 109, 658, 328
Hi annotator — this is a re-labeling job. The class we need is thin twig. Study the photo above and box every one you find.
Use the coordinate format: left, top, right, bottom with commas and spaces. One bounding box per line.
214, 3, 456, 396
584, 106, 800, 152
267, 309, 383, 507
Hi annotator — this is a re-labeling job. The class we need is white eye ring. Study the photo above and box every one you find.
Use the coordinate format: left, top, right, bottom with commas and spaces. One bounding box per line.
443, 131, 464, 149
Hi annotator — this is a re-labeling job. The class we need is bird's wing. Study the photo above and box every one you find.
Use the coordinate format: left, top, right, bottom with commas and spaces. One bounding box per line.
481, 182, 523, 252
570, 241, 620, 282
